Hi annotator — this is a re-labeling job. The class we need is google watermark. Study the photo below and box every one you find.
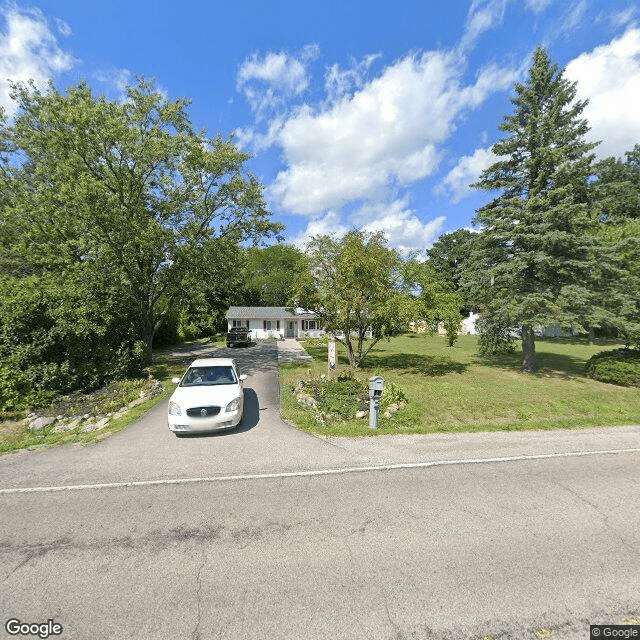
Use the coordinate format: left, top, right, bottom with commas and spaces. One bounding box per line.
5, 619, 63, 638
591, 626, 640, 639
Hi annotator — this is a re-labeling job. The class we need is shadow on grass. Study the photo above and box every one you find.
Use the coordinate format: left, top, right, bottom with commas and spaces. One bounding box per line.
363, 353, 467, 376
475, 350, 589, 378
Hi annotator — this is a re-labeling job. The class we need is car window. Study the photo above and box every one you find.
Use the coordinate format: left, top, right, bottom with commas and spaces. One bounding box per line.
181, 366, 238, 386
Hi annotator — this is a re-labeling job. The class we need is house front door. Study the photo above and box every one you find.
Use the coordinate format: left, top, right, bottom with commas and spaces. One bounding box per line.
287, 321, 296, 338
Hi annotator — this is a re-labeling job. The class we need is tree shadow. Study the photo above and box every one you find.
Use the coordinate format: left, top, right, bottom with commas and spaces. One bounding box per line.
475, 350, 589, 378
363, 353, 467, 376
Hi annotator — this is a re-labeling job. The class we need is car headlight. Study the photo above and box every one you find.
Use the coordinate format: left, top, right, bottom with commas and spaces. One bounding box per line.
168, 401, 182, 416
225, 397, 241, 412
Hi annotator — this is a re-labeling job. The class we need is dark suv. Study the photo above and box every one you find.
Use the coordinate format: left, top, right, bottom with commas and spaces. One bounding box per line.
227, 327, 252, 347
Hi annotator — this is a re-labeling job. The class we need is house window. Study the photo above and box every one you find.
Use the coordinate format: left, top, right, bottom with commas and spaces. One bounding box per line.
302, 320, 318, 330
277, 320, 280, 330
263, 320, 272, 330
232, 319, 245, 327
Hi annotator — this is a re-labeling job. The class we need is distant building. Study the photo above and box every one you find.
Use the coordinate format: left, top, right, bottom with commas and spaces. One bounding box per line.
226, 306, 373, 340
226, 306, 322, 339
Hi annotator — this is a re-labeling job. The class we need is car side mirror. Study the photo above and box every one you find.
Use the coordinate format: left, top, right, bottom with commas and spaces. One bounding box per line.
171, 377, 181, 384
239, 374, 248, 381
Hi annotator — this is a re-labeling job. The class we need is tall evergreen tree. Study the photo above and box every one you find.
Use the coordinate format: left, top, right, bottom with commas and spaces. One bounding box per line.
463, 47, 629, 372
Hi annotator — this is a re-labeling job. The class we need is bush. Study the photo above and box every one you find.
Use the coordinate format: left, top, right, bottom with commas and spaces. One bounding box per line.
477, 318, 517, 356
585, 349, 640, 387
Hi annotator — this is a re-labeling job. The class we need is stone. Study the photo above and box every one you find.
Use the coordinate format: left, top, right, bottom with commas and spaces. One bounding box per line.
81, 422, 100, 433
51, 420, 79, 434
296, 393, 318, 408
355, 410, 368, 419
383, 411, 393, 419
96, 417, 109, 429
398, 402, 406, 410
29, 416, 56, 431
388, 403, 399, 413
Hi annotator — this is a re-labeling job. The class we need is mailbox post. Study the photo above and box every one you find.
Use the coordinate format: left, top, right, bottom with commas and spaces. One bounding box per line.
368, 376, 384, 429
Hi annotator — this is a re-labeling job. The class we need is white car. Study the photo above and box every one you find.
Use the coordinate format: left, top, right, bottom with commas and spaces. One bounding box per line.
168, 358, 247, 436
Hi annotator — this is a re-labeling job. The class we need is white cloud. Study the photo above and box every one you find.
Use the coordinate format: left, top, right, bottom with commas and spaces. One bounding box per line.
324, 53, 382, 104
0, 6, 75, 116
460, 0, 510, 51
290, 200, 446, 255
237, 46, 318, 120
565, 27, 640, 158
600, 6, 638, 29
354, 200, 447, 254
525, 0, 553, 11
269, 50, 518, 216
440, 147, 498, 203
290, 210, 349, 249
560, 0, 588, 34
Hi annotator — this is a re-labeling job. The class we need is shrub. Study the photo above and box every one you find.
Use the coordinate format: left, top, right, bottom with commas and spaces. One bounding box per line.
380, 381, 408, 411
585, 349, 640, 387
477, 318, 517, 356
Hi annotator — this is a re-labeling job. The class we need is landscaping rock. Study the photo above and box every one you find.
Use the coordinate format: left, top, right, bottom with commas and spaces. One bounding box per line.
51, 419, 80, 434
127, 397, 147, 408
296, 393, 318, 408
29, 416, 56, 431
355, 410, 368, 419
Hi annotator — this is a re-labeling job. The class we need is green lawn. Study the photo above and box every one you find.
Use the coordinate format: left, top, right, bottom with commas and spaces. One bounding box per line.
279, 334, 640, 436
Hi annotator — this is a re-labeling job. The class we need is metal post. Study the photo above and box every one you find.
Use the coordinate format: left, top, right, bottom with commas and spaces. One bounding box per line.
328, 337, 337, 378
369, 395, 379, 428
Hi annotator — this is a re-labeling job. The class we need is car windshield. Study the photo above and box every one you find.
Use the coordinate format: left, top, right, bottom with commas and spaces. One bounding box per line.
181, 366, 237, 386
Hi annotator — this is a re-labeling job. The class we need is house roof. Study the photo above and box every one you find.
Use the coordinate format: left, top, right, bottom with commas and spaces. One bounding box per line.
226, 306, 317, 320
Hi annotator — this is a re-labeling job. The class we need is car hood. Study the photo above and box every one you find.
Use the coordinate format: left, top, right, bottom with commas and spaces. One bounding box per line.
169, 384, 241, 409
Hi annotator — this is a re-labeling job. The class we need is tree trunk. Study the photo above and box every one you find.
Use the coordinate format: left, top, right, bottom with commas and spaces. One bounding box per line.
521, 324, 538, 372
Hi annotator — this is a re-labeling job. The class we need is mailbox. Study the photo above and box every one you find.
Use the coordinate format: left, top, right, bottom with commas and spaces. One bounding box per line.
368, 376, 384, 428
369, 376, 384, 397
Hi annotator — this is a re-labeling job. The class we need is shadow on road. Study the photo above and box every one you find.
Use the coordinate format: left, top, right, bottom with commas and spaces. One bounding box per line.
156, 341, 277, 377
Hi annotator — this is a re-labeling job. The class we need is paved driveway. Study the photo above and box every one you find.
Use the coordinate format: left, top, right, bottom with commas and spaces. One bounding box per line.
1, 341, 640, 640
1, 339, 640, 492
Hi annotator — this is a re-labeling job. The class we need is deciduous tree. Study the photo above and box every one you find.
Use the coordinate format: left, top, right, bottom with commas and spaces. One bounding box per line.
3, 78, 281, 367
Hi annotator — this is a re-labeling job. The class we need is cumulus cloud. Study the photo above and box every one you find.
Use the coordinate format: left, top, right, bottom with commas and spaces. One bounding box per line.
0, 6, 75, 116
237, 45, 318, 120
324, 53, 382, 104
269, 50, 518, 216
440, 147, 498, 203
291, 200, 446, 255
565, 27, 640, 159
290, 210, 350, 249
354, 200, 447, 254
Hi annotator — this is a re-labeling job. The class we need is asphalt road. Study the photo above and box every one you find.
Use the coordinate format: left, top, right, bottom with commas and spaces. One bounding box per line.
1, 341, 639, 639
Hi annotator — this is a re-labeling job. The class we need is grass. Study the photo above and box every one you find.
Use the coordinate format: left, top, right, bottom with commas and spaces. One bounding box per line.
279, 334, 640, 436
0, 334, 225, 454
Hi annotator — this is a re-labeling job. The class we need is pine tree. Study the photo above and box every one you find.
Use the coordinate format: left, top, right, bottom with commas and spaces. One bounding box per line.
464, 47, 625, 372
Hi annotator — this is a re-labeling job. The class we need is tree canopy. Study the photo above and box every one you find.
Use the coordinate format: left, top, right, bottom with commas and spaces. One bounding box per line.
0, 77, 281, 404
461, 47, 633, 371
291, 231, 461, 368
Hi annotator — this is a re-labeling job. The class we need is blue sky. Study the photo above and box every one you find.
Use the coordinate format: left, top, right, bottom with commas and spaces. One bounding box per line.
1, 0, 639, 255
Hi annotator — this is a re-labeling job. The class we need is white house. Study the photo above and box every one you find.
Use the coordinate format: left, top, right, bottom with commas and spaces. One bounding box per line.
227, 306, 324, 339
227, 306, 374, 340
